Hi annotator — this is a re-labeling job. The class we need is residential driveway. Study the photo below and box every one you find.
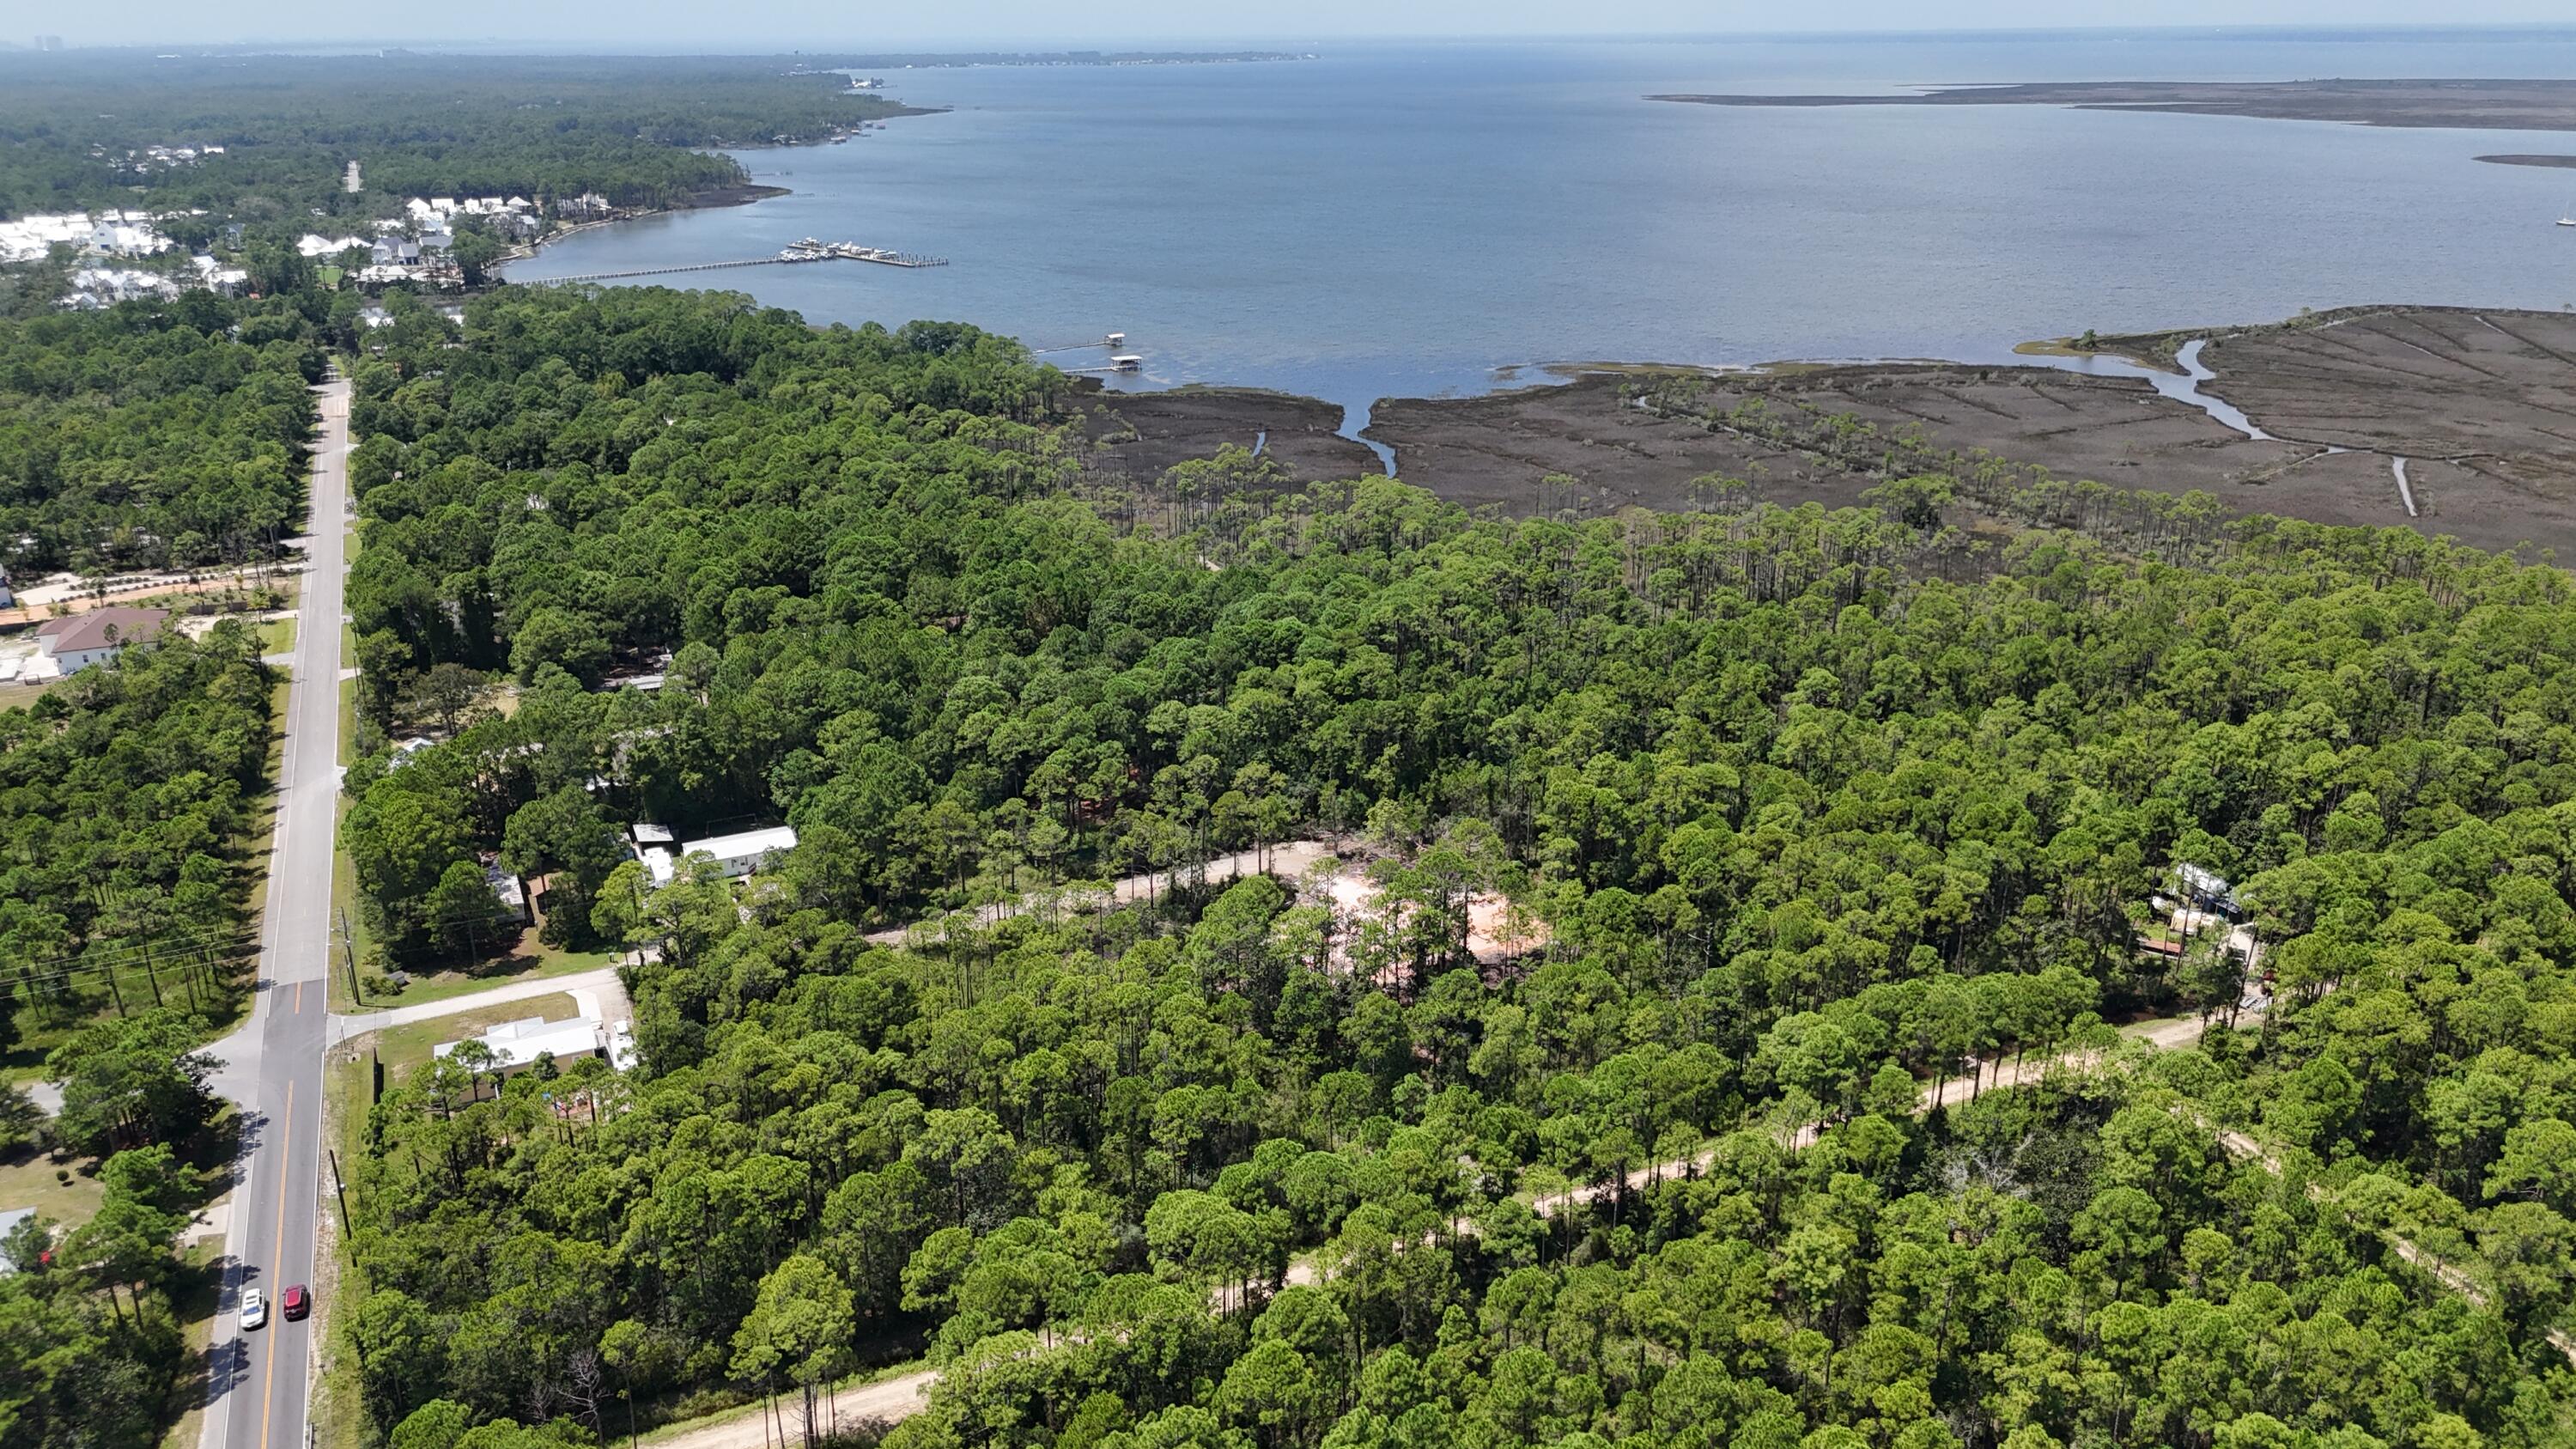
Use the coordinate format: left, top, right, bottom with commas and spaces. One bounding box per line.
325, 966, 625, 1047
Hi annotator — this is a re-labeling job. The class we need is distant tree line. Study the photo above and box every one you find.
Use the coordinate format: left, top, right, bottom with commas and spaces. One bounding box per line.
0, 52, 918, 249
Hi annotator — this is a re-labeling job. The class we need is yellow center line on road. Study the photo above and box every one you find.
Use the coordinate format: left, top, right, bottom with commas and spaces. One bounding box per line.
294, 981, 302, 1014
258, 1081, 293, 1449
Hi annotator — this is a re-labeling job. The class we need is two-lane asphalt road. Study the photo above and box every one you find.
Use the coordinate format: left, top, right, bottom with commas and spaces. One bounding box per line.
204, 374, 350, 1449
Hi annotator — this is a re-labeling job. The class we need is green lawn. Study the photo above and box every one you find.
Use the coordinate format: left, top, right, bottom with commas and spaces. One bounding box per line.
309, 1048, 373, 1449
0, 1099, 239, 1232
326, 788, 367, 1014
337, 667, 358, 770
0, 1144, 106, 1231
156, 1239, 227, 1449
0, 676, 72, 708
256, 616, 295, 655
342, 941, 616, 1017
364, 990, 580, 1080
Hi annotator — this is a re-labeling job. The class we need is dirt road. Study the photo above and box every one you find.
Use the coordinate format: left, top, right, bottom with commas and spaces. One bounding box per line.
634, 995, 2243, 1449
865, 840, 1339, 948
641, 1371, 934, 1449
1534, 1002, 2245, 1216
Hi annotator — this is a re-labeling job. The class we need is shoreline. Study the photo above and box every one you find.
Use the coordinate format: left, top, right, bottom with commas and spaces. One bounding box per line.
495, 103, 946, 274
1652, 78, 2576, 133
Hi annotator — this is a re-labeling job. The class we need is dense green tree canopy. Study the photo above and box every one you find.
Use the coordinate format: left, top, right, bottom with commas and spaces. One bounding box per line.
324, 285, 2576, 1449
0, 1141, 204, 1447
0, 624, 276, 1048
0, 304, 318, 569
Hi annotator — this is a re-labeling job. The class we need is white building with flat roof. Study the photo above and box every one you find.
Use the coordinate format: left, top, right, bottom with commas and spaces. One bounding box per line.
634, 824, 796, 886
434, 1014, 604, 1076
684, 825, 799, 880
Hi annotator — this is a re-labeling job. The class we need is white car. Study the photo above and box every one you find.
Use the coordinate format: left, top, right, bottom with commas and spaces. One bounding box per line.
240, 1288, 267, 1330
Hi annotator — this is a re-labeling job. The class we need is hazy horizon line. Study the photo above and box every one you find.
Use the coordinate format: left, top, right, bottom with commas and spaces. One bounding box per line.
21, 21, 2576, 56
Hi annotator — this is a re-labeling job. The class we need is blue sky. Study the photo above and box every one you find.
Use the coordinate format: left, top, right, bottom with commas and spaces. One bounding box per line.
38, 3, 2576, 48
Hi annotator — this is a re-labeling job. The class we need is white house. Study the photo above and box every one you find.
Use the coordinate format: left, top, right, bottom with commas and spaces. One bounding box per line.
33, 606, 167, 673
2175, 862, 2240, 916
632, 823, 797, 887
433, 1014, 605, 1077
485, 860, 532, 926
189, 253, 249, 294
685, 825, 799, 880
88, 220, 169, 257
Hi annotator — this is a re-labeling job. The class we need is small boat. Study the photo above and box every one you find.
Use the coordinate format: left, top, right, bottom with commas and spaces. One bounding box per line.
2561, 189, 2576, 227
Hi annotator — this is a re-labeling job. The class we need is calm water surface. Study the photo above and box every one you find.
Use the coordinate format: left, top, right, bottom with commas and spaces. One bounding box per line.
509, 34, 2576, 437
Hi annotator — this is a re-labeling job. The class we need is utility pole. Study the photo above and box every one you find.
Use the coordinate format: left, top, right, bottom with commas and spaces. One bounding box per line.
337, 906, 361, 1005
327, 1148, 355, 1260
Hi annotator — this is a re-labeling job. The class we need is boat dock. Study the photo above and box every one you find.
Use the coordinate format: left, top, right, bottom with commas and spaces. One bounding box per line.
526, 238, 948, 286
1036, 332, 1146, 374
1031, 331, 1129, 356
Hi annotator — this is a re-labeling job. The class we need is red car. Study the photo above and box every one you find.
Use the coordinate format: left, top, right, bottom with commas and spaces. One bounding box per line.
282, 1284, 311, 1321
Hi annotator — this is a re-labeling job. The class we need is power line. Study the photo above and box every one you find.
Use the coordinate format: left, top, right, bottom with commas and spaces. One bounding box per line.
1, 920, 262, 976
1, 928, 264, 993
3, 928, 264, 974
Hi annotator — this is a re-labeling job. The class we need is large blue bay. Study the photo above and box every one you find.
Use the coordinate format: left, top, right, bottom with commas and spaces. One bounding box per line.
508, 33, 2576, 431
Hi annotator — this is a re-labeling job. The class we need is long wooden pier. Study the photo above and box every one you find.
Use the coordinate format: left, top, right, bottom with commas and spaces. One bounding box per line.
526, 244, 948, 287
